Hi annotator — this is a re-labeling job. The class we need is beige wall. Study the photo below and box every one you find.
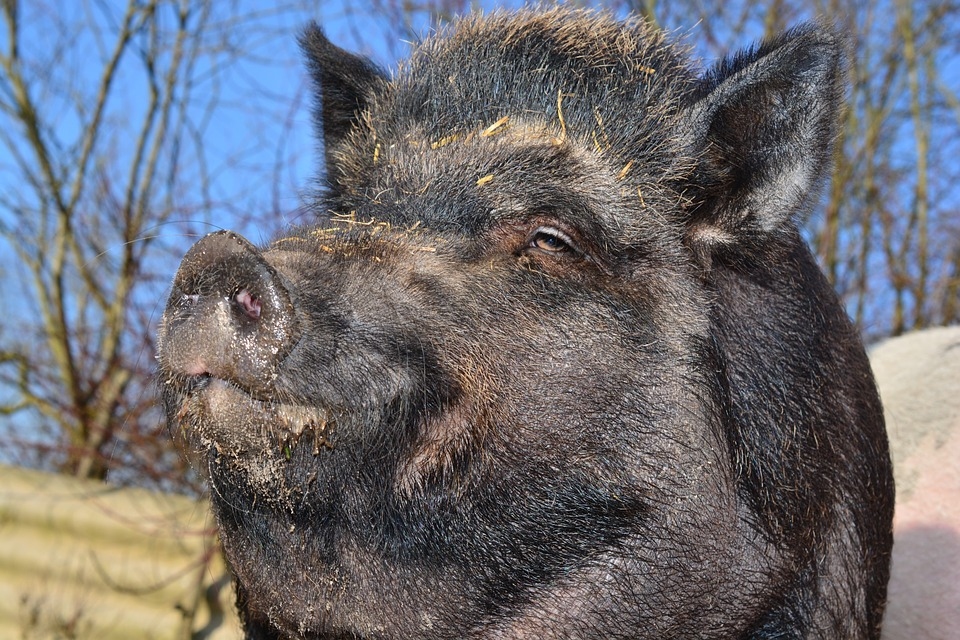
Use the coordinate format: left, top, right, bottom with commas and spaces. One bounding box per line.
0, 464, 240, 640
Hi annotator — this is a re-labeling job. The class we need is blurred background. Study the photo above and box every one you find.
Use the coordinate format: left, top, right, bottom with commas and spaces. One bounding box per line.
0, 0, 956, 637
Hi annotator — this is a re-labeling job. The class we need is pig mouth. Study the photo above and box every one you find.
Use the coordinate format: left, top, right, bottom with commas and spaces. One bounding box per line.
168, 375, 335, 491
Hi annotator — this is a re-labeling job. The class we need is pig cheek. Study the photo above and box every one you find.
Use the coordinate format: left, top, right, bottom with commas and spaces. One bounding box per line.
395, 400, 489, 496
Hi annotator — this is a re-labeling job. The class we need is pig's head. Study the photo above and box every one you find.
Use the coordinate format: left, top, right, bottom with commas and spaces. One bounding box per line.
157, 9, 893, 639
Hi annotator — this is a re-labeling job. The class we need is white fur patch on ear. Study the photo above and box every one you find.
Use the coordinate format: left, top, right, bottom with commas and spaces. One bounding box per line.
750, 159, 816, 233
685, 223, 737, 268
688, 224, 737, 248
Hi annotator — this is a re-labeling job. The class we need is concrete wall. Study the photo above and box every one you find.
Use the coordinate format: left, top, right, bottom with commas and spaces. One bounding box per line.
872, 325, 960, 640
0, 464, 241, 639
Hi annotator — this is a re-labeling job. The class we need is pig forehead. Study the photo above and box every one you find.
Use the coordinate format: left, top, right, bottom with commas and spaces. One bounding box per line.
331, 12, 700, 244
365, 10, 697, 159
380, 54, 694, 153
337, 132, 682, 255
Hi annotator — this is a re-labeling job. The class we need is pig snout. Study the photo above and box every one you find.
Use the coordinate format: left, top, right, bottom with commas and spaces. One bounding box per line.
158, 230, 300, 398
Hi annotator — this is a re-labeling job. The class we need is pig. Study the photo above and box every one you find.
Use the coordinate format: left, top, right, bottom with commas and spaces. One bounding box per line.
871, 326, 960, 640
157, 8, 894, 639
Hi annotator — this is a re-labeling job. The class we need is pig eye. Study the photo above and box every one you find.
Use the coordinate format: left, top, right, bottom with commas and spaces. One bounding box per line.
528, 226, 578, 256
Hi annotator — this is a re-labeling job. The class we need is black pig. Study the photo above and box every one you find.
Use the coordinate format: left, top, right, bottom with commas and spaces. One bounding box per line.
157, 9, 894, 639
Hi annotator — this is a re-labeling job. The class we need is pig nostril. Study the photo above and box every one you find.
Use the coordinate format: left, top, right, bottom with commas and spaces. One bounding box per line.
235, 289, 262, 320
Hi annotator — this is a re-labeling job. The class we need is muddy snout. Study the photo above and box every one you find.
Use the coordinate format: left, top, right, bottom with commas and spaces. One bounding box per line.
157, 230, 300, 397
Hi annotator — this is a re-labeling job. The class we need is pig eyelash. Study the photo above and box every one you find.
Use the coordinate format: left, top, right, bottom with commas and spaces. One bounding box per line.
526, 226, 582, 258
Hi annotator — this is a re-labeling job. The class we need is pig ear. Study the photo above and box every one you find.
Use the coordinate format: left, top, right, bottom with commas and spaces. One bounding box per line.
299, 24, 387, 167
682, 24, 846, 262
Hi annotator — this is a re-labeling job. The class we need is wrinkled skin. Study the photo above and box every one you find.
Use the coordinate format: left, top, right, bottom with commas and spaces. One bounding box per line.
872, 327, 960, 640
157, 9, 893, 639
